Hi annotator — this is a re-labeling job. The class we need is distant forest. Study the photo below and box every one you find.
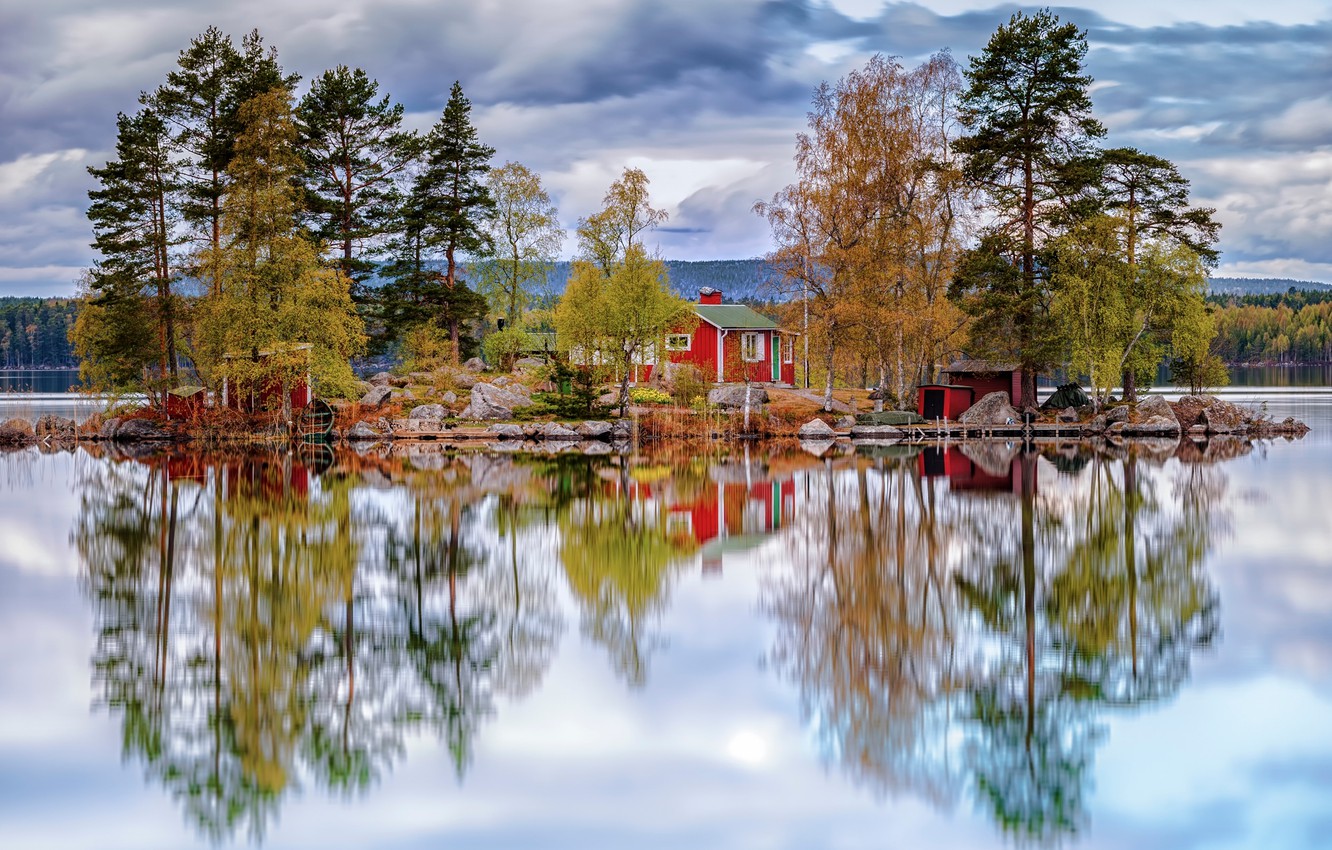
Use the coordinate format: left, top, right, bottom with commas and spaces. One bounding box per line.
0, 298, 78, 368
9, 269, 1332, 372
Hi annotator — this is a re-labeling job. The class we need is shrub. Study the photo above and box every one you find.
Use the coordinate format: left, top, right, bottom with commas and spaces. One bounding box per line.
667, 363, 708, 407
482, 327, 528, 372
629, 387, 673, 405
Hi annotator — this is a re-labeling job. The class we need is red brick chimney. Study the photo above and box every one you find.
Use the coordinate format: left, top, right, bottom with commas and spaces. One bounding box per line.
698, 287, 723, 305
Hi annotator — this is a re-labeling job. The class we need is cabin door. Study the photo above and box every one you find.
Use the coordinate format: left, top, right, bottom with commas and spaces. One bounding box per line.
922, 388, 946, 420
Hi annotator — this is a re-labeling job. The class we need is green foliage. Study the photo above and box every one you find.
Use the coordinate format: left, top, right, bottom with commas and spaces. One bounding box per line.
666, 363, 707, 407
0, 297, 79, 369
629, 387, 672, 405
476, 162, 563, 324
297, 64, 420, 287
955, 9, 1105, 389
533, 359, 608, 419
481, 326, 528, 372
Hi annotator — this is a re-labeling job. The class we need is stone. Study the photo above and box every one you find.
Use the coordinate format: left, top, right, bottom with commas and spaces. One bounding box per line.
450, 371, 477, 390
1136, 394, 1178, 425
409, 404, 447, 421
576, 420, 614, 439
34, 415, 77, 438
706, 385, 769, 409
1196, 397, 1246, 433
514, 357, 544, 370
1083, 414, 1108, 434
112, 418, 174, 442
958, 391, 1019, 426
1057, 406, 1079, 423
1105, 405, 1130, 425
98, 417, 122, 439
0, 417, 36, 444
597, 392, 619, 406
463, 357, 487, 373
541, 422, 580, 440
346, 421, 380, 441
461, 382, 535, 420
835, 415, 856, 430
359, 385, 393, 407
609, 419, 634, 440
368, 371, 393, 387
797, 418, 836, 439
492, 376, 513, 388
441, 391, 458, 406
488, 423, 525, 439
849, 424, 905, 440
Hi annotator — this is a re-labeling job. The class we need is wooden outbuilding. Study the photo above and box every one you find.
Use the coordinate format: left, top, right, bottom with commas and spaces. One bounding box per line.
164, 386, 206, 420
221, 343, 314, 416
939, 360, 1028, 409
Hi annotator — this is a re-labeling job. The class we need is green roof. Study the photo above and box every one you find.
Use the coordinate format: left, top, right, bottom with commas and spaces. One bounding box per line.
693, 304, 779, 330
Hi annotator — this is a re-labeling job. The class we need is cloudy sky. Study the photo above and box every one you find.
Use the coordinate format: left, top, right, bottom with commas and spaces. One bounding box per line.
2, 0, 1330, 297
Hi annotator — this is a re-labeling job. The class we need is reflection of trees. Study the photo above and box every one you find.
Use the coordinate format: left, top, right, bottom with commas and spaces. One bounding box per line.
764, 446, 1227, 844
76, 450, 565, 842
765, 456, 964, 803
560, 458, 695, 687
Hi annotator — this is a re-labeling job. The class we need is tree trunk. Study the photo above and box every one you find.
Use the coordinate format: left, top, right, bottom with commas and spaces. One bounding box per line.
823, 336, 835, 413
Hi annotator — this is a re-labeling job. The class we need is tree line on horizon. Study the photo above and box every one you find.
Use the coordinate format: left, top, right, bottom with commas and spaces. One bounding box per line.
73, 12, 1279, 409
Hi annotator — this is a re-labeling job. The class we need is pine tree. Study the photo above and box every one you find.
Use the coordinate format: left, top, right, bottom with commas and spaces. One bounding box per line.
409, 81, 496, 360
80, 107, 182, 390
953, 10, 1106, 406
297, 65, 421, 290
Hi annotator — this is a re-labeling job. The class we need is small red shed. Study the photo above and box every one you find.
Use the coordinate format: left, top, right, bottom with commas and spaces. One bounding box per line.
940, 360, 1026, 409
221, 343, 314, 415
917, 384, 974, 421
165, 386, 206, 420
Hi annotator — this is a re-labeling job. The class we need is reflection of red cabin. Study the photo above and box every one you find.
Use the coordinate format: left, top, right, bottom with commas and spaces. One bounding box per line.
221, 343, 314, 414
919, 446, 1033, 495
668, 476, 797, 574
917, 384, 974, 421
627, 289, 799, 385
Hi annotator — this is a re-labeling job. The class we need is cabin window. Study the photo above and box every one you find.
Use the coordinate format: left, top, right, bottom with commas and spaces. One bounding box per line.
741, 332, 763, 362
783, 336, 795, 363
665, 334, 691, 351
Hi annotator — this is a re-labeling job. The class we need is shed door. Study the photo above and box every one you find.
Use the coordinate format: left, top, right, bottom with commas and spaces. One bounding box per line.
922, 388, 946, 420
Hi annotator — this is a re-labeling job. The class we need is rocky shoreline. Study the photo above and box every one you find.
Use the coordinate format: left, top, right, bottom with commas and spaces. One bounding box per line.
0, 391, 1310, 452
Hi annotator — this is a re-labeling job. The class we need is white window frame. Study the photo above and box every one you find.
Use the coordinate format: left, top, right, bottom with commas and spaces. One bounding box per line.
783, 335, 794, 364
741, 331, 764, 362
665, 333, 691, 352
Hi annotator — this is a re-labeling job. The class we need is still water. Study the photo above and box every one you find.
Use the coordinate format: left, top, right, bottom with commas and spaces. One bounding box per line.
1, 392, 1330, 849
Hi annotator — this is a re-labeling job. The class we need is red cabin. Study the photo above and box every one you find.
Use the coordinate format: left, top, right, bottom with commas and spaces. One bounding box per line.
165, 386, 206, 420
653, 288, 797, 385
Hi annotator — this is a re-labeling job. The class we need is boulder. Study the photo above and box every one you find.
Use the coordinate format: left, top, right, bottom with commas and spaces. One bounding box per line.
609, 419, 634, 440
849, 424, 905, 440
707, 385, 769, 409
1196, 398, 1246, 434
958, 392, 1019, 426
492, 376, 513, 388
1105, 405, 1130, 425
346, 421, 380, 441
514, 357, 544, 371
576, 420, 614, 439
409, 404, 447, 421
597, 391, 620, 406
1057, 406, 1079, 423
450, 371, 477, 390
1136, 395, 1178, 425
441, 390, 458, 406
541, 422, 580, 440
0, 417, 36, 444
112, 418, 174, 442
360, 385, 393, 407
34, 415, 77, 438
835, 415, 857, 430
488, 423, 525, 439
461, 382, 535, 420
797, 418, 836, 439
463, 357, 487, 373
368, 371, 394, 387
98, 417, 122, 439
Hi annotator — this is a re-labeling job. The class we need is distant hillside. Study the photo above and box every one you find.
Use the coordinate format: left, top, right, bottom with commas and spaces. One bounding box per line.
1207, 277, 1332, 295
538, 259, 777, 302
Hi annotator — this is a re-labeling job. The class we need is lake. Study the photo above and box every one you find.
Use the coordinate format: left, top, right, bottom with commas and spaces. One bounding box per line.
0, 389, 1330, 849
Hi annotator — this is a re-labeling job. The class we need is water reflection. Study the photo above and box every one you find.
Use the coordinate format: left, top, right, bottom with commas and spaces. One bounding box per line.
69, 439, 1235, 844
764, 442, 1226, 843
